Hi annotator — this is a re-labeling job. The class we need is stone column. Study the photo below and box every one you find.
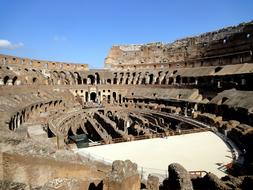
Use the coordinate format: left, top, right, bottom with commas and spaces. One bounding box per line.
0, 79, 3, 85
7, 79, 13, 85
57, 134, 65, 149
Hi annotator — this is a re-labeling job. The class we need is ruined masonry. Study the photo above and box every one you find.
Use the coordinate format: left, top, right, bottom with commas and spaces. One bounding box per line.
0, 21, 253, 190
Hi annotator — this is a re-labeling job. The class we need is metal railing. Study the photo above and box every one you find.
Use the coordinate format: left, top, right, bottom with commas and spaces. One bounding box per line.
87, 127, 210, 147
77, 150, 213, 182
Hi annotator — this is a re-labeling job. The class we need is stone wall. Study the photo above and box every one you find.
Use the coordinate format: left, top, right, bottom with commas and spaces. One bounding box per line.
105, 21, 253, 70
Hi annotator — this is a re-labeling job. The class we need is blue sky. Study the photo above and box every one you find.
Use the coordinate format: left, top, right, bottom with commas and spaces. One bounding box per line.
0, 0, 252, 68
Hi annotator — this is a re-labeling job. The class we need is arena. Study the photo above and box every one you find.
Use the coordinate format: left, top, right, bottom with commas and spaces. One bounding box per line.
77, 131, 233, 179
1, 21, 253, 189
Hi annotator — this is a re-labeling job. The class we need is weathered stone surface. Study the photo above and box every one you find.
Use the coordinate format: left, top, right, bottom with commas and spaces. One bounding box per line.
196, 113, 222, 126
1, 20, 253, 190
0, 180, 27, 190
203, 173, 229, 190
241, 176, 253, 190
147, 175, 160, 190
105, 160, 140, 190
110, 160, 138, 182
167, 163, 193, 190
42, 178, 87, 190
221, 175, 243, 189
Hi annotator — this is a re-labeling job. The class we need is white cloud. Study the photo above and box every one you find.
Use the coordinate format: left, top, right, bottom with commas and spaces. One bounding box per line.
0, 39, 24, 50
53, 35, 67, 41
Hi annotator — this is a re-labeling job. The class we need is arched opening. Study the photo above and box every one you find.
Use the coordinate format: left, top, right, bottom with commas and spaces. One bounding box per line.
176, 75, 181, 84
107, 95, 111, 103
189, 77, 195, 84
149, 74, 154, 84
119, 94, 122, 104
85, 91, 88, 102
125, 73, 130, 84
161, 76, 166, 84
53, 71, 59, 77
88, 181, 103, 190
102, 95, 106, 102
12, 76, 18, 85
112, 92, 117, 102
88, 75, 95, 85
68, 128, 74, 137
221, 97, 228, 104
168, 77, 173, 85
32, 77, 37, 83
76, 127, 84, 135
90, 92, 97, 102
60, 71, 66, 80
107, 79, 111, 84
69, 72, 76, 84
182, 77, 188, 84
83, 78, 87, 84
95, 73, 100, 84
74, 72, 82, 84
44, 63, 48, 69
3, 76, 9, 84
113, 78, 117, 84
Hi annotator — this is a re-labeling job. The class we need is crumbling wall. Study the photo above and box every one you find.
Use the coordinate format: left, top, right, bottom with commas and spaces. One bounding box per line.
105, 21, 253, 70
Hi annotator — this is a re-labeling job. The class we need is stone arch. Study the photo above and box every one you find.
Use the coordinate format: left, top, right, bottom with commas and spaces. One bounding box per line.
32, 77, 37, 83
85, 91, 88, 102
60, 71, 66, 80
107, 78, 111, 84
113, 72, 118, 84
68, 127, 74, 137
74, 72, 82, 84
119, 72, 124, 84
107, 94, 111, 103
95, 73, 100, 84
69, 72, 76, 84
149, 74, 154, 84
118, 94, 122, 104
12, 76, 18, 85
125, 72, 130, 84
3, 76, 9, 85
176, 75, 181, 84
87, 75, 95, 85
76, 127, 85, 134
90, 92, 97, 102
112, 92, 117, 102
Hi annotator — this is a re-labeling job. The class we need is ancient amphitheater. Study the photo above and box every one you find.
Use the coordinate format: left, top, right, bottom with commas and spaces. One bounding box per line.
1, 21, 253, 190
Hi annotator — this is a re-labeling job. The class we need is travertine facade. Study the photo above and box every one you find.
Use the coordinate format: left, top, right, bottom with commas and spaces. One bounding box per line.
0, 21, 253, 189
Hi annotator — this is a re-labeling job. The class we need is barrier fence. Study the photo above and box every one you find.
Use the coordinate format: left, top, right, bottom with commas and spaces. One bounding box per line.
76, 150, 168, 181
76, 145, 212, 182
88, 127, 210, 147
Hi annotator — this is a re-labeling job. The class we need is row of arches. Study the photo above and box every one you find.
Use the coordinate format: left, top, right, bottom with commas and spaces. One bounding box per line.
74, 90, 123, 104
1, 65, 251, 89
49, 71, 101, 85
110, 71, 180, 85
9, 100, 64, 131
1, 76, 18, 85
0, 75, 41, 86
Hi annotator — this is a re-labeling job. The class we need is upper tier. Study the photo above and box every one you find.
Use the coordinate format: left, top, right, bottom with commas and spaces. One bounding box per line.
0, 54, 89, 71
105, 21, 253, 70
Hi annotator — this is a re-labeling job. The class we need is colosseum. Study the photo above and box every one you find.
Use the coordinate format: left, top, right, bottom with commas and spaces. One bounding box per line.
1, 21, 253, 190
